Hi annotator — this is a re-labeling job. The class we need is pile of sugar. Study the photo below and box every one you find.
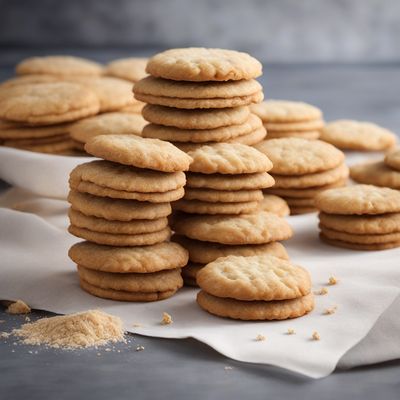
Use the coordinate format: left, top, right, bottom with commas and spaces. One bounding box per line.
12, 309, 125, 349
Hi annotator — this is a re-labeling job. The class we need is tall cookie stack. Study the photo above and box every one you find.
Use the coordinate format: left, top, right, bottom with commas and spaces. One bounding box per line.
315, 185, 400, 251
255, 138, 349, 214
251, 100, 324, 140
67, 134, 192, 301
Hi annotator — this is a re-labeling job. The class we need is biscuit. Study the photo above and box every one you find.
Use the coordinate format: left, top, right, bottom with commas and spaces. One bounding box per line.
0, 74, 60, 88
146, 48, 262, 81
3, 134, 70, 146
183, 188, 263, 203
142, 104, 250, 129
187, 143, 272, 174
173, 235, 289, 264
16, 55, 103, 76
68, 225, 171, 246
259, 194, 290, 217
320, 234, 400, 251
105, 57, 148, 82
0, 120, 71, 140
0, 83, 100, 125
315, 184, 400, 215
321, 120, 397, 151
263, 119, 324, 132
85, 135, 192, 172
120, 102, 145, 114
173, 199, 259, 215
290, 206, 318, 215
142, 113, 262, 143
284, 197, 315, 207
5, 139, 74, 154
255, 138, 344, 175
265, 130, 320, 140
350, 161, 400, 189
68, 190, 172, 221
197, 290, 314, 320
197, 254, 311, 300
226, 126, 266, 145
70, 160, 186, 193
385, 149, 400, 171
80, 278, 177, 302
69, 241, 188, 273
173, 211, 293, 244
70, 112, 146, 144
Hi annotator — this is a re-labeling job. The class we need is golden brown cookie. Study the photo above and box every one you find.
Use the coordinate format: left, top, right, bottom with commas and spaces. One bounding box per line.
120, 101, 145, 114
385, 149, 400, 171
265, 130, 320, 140
0, 120, 71, 139
259, 194, 290, 217
320, 234, 400, 251
226, 126, 266, 145
105, 57, 148, 82
350, 161, 400, 189
290, 206, 318, 215
183, 187, 263, 203
173, 199, 259, 215
69, 241, 188, 273
146, 48, 262, 81
0, 74, 60, 88
5, 139, 74, 154
284, 197, 315, 207
3, 133, 70, 146
263, 119, 324, 132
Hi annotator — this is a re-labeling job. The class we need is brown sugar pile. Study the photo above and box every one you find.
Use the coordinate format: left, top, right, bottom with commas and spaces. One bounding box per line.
11, 309, 125, 349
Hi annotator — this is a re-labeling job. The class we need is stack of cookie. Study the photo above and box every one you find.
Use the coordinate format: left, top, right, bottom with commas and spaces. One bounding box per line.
133, 48, 266, 151
251, 100, 324, 140
350, 148, 400, 190
196, 254, 314, 320
67, 134, 192, 301
255, 138, 349, 214
315, 185, 400, 251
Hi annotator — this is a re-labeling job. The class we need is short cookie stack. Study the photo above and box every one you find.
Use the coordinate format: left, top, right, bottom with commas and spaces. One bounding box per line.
196, 255, 314, 320
251, 100, 324, 140
315, 185, 400, 251
255, 138, 349, 214
133, 48, 266, 151
67, 134, 192, 301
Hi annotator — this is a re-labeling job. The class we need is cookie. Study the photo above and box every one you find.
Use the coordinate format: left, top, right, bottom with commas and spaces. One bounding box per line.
385, 149, 400, 171
251, 100, 322, 122
197, 290, 314, 320
350, 161, 400, 189
183, 188, 263, 203
134, 77, 263, 109
16, 55, 103, 76
265, 130, 320, 140
6, 139, 74, 154
0, 74, 60, 89
85, 135, 192, 172
226, 126, 266, 145
181, 263, 203, 280
69, 241, 188, 273
3, 133, 70, 146
173, 199, 259, 215
173, 235, 289, 264
315, 184, 400, 215
68, 190, 172, 221
320, 234, 400, 251
120, 101, 145, 114
255, 138, 344, 175
284, 197, 315, 207
187, 143, 272, 174
80, 278, 177, 302
321, 120, 397, 151
263, 119, 324, 132
0, 120, 71, 139
142, 113, 262, 143
68, 225, 171, 246
0, 83, 100, 125
259, 194, 290, 217
70, 113, 146, 144
70, 160, 186, 193
142, 104, 250, 129
173, 211, 293, 244
290, 206, 318, 215
146, 48, 262, 81
105, 57, 148, 82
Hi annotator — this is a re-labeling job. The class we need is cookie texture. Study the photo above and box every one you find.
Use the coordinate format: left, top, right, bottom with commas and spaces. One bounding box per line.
259, 194, 290, 217
350, 161, 400, 189
226, 126, 266, 145
385, 149, 400, 171
184, 188, 263, 203
263, 119, 324, 132
105, 57, 148, 82
173, 199, 259, 215
146, 48, 262, 81
320, 234, 400, 251
0, 120, 71, 139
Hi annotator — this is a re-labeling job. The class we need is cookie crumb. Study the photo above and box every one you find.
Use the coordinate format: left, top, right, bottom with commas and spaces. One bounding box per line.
328, 276, 338, 285
255, 334, 266, 342
25, 316, 31, 322
324, 306, 338, 315
314, 287, 328, 295
1, 332, 10, 339
6, 300, 31, 315
224, 366, 233, 371
312, 331, 321, 341
286, 328, 296, 335
161, 312, 173, 325
136, 345, 145, 352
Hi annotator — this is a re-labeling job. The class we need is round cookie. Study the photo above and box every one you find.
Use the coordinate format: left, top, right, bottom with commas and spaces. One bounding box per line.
284, 197, 315, 207
197, 291, 314, 320
173, 211, 293, 245
146, 48, 262, 81
105, 57, 148, 82
3, 133, 70, 146
321, 120, 397, 151
315, 184, 400, 215
69, 241, 188, 273
290, 206, 318, 215
259, 194, 290, 217
350, 161, 400, 189
173, 199, 259, 215
4, 138, 74, 154
266, 130, 320, 140
255, 138, 344, 175
0, 120, 71, 140
84, 134, 192, 172
183, 188, 263, 203
320, 234, 400, 251
385, 149, 400, 171
0, 83, 100, 125
226, 126, 266, 145
263, 119, 324, 132
120, 101, 145, 114
0, 74, 60, 89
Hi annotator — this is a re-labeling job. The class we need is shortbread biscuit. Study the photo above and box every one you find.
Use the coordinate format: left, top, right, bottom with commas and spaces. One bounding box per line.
80, 278, 177, 302
173, 199, 259, 215
263, 119, 324, 132
68, 225, 171, 246
197, 291, 314, 320
183, 188, 263, 203
0, 83, 100, 125
187, 143, 272, 174
146, 48, 262, 81
173, 211, 293, 244
315, 184, 400, 215
5, 139, 74, 154
105, 57, 148, 82
70, 160, 186, 193
85, 135, 192, 172
69, 241, 188, 273
0, 120, 71, 139
255, 138, 344, 175
320, 234, 400, 251
290, 206, 318, 215
321, 120, 397, 151
284, 197, 315, 207
265, 130, 320, 140
70, 113, 146, 144
350, 161, 400, 189
68, 190, 171, 221
0, 74, 59, 88
3, 134, 70, 146
120, 101, 145, 114
259, 194, 290, 217
385, 149, 400, 171
142, 104, 250, 129
226, 126, 266, 145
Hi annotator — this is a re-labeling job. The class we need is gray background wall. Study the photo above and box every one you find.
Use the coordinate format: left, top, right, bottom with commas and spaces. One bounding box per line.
0, 0, 400, 63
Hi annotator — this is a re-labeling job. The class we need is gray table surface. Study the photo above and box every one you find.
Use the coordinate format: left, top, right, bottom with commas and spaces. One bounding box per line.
1, 57, 400, 400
